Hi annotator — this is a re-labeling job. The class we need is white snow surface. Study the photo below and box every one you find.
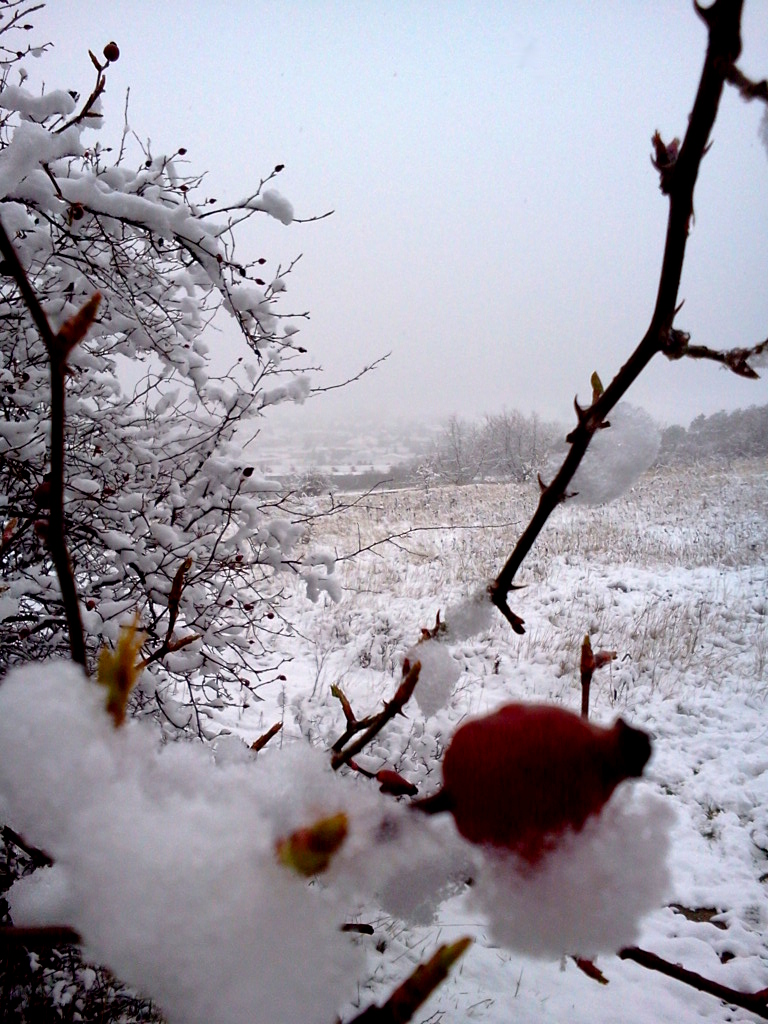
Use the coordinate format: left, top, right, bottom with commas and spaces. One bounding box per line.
406, 637, 460, 717
2, 459, 768, 1024
276, 460, 768, 1023
567, 403, 661, 505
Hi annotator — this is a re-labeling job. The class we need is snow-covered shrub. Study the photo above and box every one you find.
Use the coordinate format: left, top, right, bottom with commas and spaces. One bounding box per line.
0, 31, 337, 733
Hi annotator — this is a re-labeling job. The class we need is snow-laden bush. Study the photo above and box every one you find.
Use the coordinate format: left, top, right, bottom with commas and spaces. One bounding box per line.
0, 33, 337, 733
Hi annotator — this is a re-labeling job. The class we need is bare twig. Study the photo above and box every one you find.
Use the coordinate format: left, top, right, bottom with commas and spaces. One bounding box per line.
346, 937, 472, 1024
250, 721, 282, 753
0, 219, 90, 666
661, 330, 767, 379
580, 635, 616, 718
308, 353, 391, 396
619, 945, 768, 1019
490, 0, 747, 632
723, 62, 768, 103
55, 44, 118, 135
331, 660, 421, 770
581, 635, 594, 718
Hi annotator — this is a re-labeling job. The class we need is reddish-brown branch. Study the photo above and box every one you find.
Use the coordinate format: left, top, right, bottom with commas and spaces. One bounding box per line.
619, 945, 768, 1019
0, 220, 88, 666
250, 721, 282, 753
331, 660, 421, 770
346, 938, 472, 1024
580, 636, 594, 718
491, 0, 745, 628
54, 45, 117, 135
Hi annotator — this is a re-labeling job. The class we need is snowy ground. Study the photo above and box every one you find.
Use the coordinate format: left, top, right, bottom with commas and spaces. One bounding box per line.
4, 458, 766, 1024
253, 457, 768, 1023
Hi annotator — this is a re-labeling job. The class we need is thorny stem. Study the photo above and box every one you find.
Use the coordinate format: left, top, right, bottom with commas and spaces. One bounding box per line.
0, 219, 88, 666
331, 660, 421, 770
618, 945, 768, 1020
491, 0, 745, 628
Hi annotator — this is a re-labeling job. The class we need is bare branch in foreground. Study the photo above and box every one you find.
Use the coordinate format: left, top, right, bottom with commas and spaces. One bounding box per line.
309, 352, 390, 396
490, 0, 747, 630
661, 329, 768, 379
346, 937, 472, 1024
0, 219, 91, 667
619, 945, 768, 1020
331, 660, 421, 770
723, 62, 768, 103
0, 925, 82, 950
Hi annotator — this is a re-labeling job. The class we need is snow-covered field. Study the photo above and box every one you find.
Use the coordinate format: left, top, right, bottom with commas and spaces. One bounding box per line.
3, 458, 766, 1024
264, 457, 768, 1023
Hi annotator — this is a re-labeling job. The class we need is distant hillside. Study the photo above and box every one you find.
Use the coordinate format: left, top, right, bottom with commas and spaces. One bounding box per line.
657, 404, 768, 464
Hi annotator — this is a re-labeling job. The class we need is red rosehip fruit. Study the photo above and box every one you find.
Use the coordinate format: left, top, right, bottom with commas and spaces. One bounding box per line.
103, 42, 120, 63
422, 703, 651, 862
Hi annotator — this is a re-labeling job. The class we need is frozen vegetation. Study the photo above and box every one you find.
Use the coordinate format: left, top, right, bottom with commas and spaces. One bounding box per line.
270, 456, 768, 1023
3, 456, 767, 1022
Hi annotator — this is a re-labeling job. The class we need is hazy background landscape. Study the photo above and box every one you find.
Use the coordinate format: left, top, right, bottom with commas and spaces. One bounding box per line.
33, 1, 768, 433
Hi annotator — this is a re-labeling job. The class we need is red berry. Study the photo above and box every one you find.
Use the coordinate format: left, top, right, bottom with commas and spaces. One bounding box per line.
103, 42, 120, 63
437, 703, 651, 862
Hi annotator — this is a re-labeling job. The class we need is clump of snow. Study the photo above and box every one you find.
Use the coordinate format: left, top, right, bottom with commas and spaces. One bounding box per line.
247, 188, 294, 225
8, 864, 74, 929
469, 787, 675, 957
406, 639, 460, 717
566, 403, 661, 505
370, 813, 471, 925
0, 663, 367, 1024
304, 567, 342, 603
0, 84, 77, 120
444, 586, 494, 640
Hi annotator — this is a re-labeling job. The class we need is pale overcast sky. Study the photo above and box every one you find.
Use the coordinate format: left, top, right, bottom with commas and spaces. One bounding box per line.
28, 2, 768, 427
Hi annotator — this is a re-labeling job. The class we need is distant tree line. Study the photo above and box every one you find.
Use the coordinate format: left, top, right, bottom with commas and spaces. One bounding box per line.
657, 404, 768, 464
407, 411, 562, 487
301, 404, 768, 496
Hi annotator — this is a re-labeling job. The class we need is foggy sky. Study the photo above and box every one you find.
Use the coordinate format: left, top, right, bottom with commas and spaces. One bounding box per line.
29, 2, 768, 428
